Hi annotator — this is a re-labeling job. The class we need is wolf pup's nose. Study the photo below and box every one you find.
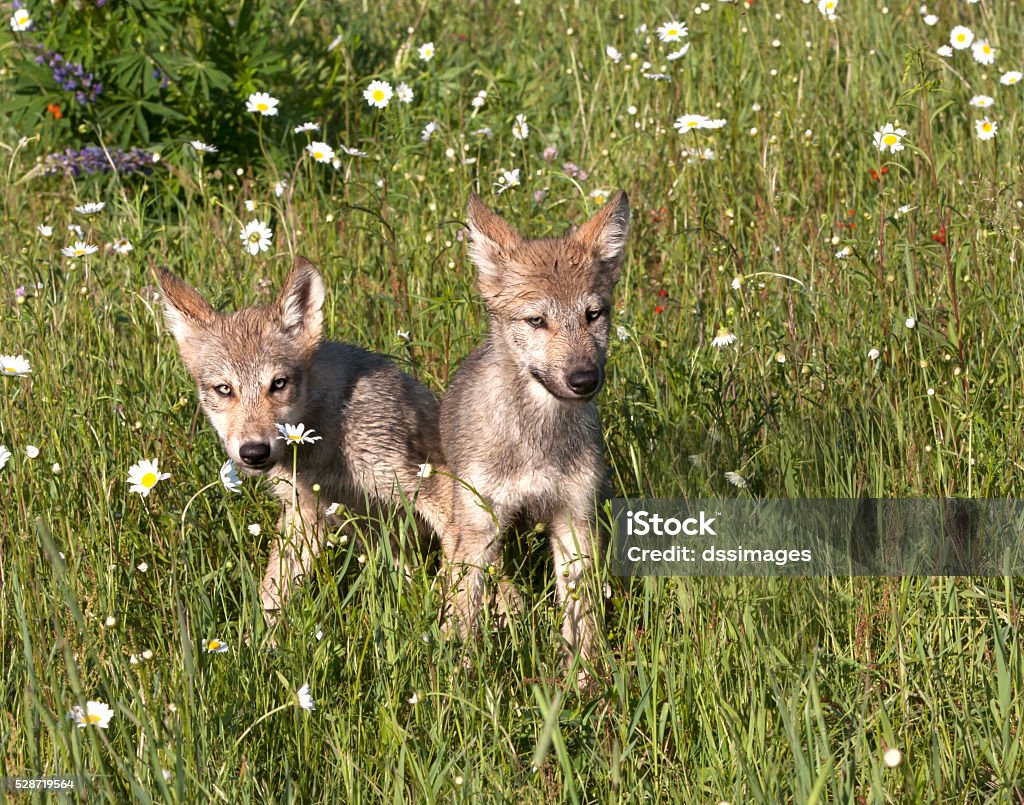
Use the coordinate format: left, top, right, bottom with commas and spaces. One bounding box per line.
566, 368, 601, 397
239, 441, 272, 466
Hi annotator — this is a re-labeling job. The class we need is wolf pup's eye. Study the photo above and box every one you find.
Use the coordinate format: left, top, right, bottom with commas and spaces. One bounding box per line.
214, 384, 233, 398
271, 376, 288, 392
525, 316, 546, 329
585, 308, 606, 323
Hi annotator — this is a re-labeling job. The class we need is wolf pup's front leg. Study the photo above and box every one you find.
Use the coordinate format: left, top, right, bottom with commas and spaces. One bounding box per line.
440, 190, 629, 685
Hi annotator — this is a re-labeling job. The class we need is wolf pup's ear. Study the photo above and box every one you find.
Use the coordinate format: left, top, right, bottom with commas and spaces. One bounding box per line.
277, 256, 325, 355
574, 190, 630, 283
155, 268, 218, 359
466, 194, 522, 297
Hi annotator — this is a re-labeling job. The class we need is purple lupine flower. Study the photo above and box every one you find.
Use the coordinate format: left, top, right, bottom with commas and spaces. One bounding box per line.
44, 147, 156, 178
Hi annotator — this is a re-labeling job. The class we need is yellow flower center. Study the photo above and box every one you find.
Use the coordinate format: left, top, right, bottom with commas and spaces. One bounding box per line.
208, 641, 221, 650
883, 134, 898, 146
87, 713, 103, 724
956, 34, 965, 42
248, 232, 261, 243
288, 434, 301, 441
141, 472, 157, 487
373, 90, 385, 102
257, 102, 268, 111
983, 123, 992, 132
687, 120, 698, 127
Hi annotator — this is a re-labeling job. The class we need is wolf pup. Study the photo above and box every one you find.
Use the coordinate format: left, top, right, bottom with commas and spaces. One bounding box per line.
157, 257, 450, 622
439, 191, 629, 675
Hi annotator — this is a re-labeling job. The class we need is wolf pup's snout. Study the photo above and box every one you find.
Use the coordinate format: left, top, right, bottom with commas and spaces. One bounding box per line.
238, 441, 272, 467
565, 366, 602, 397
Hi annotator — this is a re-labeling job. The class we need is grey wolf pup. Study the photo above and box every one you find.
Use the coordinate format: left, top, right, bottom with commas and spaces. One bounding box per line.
157, 257, 451, 622
439, 191, 629, 676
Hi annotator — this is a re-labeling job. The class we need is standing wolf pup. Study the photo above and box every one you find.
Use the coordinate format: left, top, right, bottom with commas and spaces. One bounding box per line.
440, 191, 629, 677
157, 257, 450, 623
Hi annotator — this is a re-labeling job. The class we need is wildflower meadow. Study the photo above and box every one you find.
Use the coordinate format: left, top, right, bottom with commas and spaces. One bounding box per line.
2, 0, 1023, 801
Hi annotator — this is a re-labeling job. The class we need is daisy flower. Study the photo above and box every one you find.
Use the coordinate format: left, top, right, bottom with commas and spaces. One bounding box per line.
949, 25, 973, 50
246, 92, 279, 116
923, 14, 938, 26
417, 42, 435, 61
70, 701, 114, 729
75, 202, 105, 215
873, 123, 907, 153
293, 122, 320, 134
868, 348, 880, 361
421, 121, 439, 141
667, 44, 690, 60
306, 141, 335, 163
276, 423, 323, 445
37, 224, 52, 237
675, 114, 708, 132
417, 463, 433, 478
203, 638, 229, 653
975, 117, 997, 140
128, 458, 170, 498
220, 460, 242, 493
274, 180, 288, 197
112, 238, 133, 255
1000, 71, 1022, 86
590, 188, 611, 206
339, 144, 367, 157
495, 168, 521, 194
818, 0, 838, 19
656, 20, 687, 42
606, 45, 622, 63
396, 83, 414, 103
1, 354, 32, 377
0, 445, 10, 470
971, 39, 994, 65
247, 524, 261, 536
26, 445, 39, 459
61, 242, 99, 258
969, 95, 994, 108
937, 45, 953, 58
905, 316, 917, 329
471, 90, 487, 109
364, 79, 393, 108
712, 326, 737, 348
240, 220, 273, 256
296, 684, 316, 712
10, 8, 31, 31
512, 114, 529, 140
190, 141, 218, 153
724, 470, 748, 489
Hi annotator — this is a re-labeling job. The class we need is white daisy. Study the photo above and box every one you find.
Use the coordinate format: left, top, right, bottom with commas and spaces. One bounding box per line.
339, 144, 367, 157
512, 114, 529, 140
37, 224, 52, 237
296, 683, 316, 711
471, 90, 487, 109
127, 458, 170, 498
421, 121, 439, 141
417, 463, 433, 478
220, 460, 242, 493
969, 95, 994, 108
923, 14, 938, 26
1000, 71, 1022, 86
364, 79, 393, 108
724, 470, 748, 489
1, 354, 32, 377
112, 238, 133, 255
26, 445, 40, 459
656, 20, 687, 42
293, 122, 320, 133
203, 638, 229, 653
667, 44, 690, 60
0, 445, 11, 470
240, 219, 273, 256
712, 326, 737, 348
873, 123, 907, 153
675, 114, 707, 132
949, 25, 973, 50
975, 117, 997, 140
905, 316, 917, 329
190, 141, 218, 153
247, 523, 261, 536
276, 422, 323, 445
495, 168, 521, 194
61, 242, 99, 259
246, 92, 279, 116
69, 701, 114, 729
274, 180, 288, 197
606, 45, 622, 63
937, 45, 953, 58
396, 83, 414, 103
817, 0, 838, 19
417, 42, 435, 61
306, 141, 335, 163
75, 202, 105, 215
971, 39, 994, 65
10, 8, 31, 31
868, 348, 880, 361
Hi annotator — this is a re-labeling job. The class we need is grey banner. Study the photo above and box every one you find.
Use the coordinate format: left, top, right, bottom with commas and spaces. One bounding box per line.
610, 499, 1024, 576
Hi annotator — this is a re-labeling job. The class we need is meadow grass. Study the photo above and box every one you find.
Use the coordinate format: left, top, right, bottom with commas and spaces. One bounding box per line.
2, 0, 1023, 801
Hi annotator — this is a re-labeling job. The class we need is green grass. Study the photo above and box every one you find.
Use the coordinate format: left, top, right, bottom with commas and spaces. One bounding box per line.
2, 0, 1024, 801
